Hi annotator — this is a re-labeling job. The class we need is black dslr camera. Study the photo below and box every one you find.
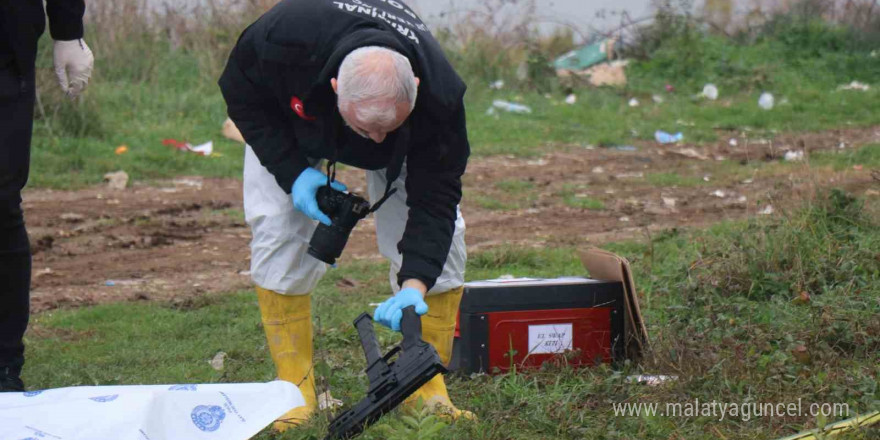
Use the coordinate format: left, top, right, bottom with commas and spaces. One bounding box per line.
307, 186, 371, 265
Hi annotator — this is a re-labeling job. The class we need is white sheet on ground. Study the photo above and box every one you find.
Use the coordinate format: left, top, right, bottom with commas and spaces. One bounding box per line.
0, 380, 304, 440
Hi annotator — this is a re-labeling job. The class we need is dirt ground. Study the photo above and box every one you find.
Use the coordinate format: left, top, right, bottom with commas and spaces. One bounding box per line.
24, 127, 880, 312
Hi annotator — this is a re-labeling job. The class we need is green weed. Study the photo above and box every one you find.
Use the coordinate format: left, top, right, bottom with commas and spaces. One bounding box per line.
21, 190, 880, 439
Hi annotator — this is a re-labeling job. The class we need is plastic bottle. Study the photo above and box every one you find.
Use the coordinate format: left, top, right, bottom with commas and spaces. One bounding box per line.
654, 131, 684, 144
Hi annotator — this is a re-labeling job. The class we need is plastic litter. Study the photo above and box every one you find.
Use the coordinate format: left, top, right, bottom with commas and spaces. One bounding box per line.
652, 94, 664, 104
758, 92, 774, 110
163, 139, 214, 156
553, 38, 617, 71
837, 81, 870, 91
115, 145, 128, 155
565, 94, 577, 105
103, 171, 129, 190
729, 138, 738, 147
489, 80, 505, 90
491, 100, 532, 114
784, 150, 805, 161
665, 84, 675, 92
581, 60, 629, 87
626, 374, 678, 386
759, 205, 774, 215
628, 98, 640, 107
654, 131, 683, 144
701, 83, 719, 100
711, 190, 726, 198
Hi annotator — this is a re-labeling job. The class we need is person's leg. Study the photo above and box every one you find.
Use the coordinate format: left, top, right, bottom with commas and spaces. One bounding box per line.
0, 63, 35, 392
243, 145, 327, 429
366, 166, 472, 418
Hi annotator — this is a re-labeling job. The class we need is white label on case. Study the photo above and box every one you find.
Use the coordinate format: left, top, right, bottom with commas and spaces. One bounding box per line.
527, 323, 573, 354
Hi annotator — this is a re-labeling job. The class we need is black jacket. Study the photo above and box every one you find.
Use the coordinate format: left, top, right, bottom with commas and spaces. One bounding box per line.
219, 0, 470, 291
0, 0, 85, 77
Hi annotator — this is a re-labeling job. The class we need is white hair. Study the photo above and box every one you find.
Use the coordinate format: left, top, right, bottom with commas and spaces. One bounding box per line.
337, 46, 417, 127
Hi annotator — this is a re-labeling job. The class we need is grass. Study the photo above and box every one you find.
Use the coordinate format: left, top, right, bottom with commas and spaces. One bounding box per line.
29, 49, 243, 189
467, 179, 539, 211
494, 179, 536, 192
646, 172, 708, 187
23, 8, 880, 189
809, 144, 880, 170
558, 184, 605, 210
22, 190, 878, 439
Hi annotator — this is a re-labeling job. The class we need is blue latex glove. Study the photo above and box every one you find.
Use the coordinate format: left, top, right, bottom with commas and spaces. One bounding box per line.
292, 168, 347, 226
374, 288, 429, 332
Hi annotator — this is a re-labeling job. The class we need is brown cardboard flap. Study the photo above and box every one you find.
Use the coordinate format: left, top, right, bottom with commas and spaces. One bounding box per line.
579, 247, 649, 360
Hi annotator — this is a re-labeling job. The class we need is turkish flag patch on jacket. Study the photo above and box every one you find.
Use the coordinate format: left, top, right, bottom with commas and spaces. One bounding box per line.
290, 96, 317, 121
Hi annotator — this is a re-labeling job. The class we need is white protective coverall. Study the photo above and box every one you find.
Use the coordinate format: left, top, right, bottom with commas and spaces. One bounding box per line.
243, 144, 467, 295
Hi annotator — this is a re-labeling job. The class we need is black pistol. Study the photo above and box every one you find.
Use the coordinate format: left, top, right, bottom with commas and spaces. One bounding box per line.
325, 306, 446, 439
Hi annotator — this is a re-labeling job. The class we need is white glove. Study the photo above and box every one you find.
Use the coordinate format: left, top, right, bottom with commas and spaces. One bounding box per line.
53, 39, 94, 98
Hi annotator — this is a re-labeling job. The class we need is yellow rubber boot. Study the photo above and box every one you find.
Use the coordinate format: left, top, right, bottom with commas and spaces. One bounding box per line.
404, 287, 475, 420
255, 287, 317, 431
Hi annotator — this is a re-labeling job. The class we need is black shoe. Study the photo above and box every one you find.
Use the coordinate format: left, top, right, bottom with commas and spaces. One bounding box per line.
0, 366, 25, 392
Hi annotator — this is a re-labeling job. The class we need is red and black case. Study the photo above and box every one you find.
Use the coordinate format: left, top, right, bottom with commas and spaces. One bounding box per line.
449, 278, 626, 374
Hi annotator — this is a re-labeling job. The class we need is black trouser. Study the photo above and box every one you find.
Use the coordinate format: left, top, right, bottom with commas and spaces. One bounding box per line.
0, 61, 34, 376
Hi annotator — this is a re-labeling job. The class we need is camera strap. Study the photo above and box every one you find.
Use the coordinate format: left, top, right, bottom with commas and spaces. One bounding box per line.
325, 158, 398, 214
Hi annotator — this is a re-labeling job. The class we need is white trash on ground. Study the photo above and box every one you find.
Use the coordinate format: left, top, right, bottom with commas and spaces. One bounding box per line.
626, 375, 679, 386
758, 92, 774, 110
103, 171, 129, 190
784, 150, 805, 161
655, 130, 684, 144
701, 83, 719, 100
837, 81, 870, 91
0, 381, 304, 440
490, 100, 532, 114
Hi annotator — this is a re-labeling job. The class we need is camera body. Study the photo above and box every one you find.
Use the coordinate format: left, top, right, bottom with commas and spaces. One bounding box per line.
307, 186, 372, 265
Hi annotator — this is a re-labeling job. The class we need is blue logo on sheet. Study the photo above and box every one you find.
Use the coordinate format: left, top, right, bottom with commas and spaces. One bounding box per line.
89, 394, 119, 402
191, 405, 226, 432
23, 390, 43, 397
169, 384, 198, 391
